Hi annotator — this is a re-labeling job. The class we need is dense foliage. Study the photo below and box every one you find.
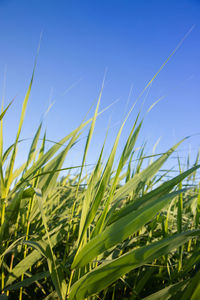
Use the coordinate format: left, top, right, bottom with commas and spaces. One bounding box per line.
0, 66, 200, 300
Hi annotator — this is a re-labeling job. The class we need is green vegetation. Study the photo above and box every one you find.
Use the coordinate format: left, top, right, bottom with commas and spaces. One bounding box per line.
0, 64, 200, 300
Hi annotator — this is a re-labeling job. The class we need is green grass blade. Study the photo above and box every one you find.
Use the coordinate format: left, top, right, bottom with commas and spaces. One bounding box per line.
0, 99, 14, 122
72, 189, 187, 269
93, 118, 143, 236
142, 280, 188, 300
69, 230, 200, 300
111, 140, 185, 205
77, 142, 104, 247
5, 224, 64, 287
23, 122, 42, 174
37, 132, 80, 198
76, 101, 139, 246
4, 65, 36, 196
108, 164, 200, 225
10, 104, 114, 195
0, 99, 15, 191
75, 76, 104, 199
34, 188, 67, 300
0, 188, 25, 243
181, 271, 200, 300
4, 271, 49, 291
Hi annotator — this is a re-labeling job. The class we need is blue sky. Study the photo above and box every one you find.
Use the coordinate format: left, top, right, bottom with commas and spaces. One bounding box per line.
0, 0, 200, 172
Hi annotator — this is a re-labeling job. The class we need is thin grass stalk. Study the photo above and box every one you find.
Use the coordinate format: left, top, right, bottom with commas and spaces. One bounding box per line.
195, 184, 200, 229
177, 156, 183, 272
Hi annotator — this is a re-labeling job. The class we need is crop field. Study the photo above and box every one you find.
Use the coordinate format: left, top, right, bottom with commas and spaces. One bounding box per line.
0, 64, 200, 300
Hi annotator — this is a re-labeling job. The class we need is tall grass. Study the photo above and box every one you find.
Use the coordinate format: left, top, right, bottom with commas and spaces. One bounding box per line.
0, 63, 200, 300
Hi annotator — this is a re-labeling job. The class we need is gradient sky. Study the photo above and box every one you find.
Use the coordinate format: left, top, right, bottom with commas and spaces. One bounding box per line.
0, 0, 200, 172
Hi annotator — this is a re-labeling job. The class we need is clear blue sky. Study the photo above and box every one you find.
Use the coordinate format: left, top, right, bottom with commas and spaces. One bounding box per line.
0, 0, 200, 172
